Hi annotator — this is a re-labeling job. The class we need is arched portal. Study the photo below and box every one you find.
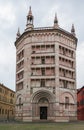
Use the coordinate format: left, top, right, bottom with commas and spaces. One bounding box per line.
39, 97, 48, 120
31, 90, 56, 121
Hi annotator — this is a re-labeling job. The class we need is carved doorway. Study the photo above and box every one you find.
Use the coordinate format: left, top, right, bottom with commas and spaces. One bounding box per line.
40, 107, 47, 119
39, 97, 48, 120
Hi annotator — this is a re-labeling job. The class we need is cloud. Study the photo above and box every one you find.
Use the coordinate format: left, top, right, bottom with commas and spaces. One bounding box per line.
0, 3, 16, 29
77, 42, 84, 88
0, 43, 16, 91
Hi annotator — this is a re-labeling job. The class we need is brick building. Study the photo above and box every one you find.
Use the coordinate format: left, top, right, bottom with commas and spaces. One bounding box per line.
0, 83, 15, 121
77, 86, 84, 120
15, 7, 77, 122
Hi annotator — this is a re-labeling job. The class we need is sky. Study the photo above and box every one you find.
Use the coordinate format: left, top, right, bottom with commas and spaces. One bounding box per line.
0, 0, 84, 91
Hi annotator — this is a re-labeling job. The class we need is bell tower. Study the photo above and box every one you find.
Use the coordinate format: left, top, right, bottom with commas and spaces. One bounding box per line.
25, 6, 34, 31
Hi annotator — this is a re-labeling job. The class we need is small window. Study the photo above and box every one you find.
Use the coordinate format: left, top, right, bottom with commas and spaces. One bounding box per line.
41, 57, 45, 64
65, 97, 69, 103
65, 97, 69, 109
64, 81, 68, 88
19, 98, 21, 104
5, 109, 7, 114
19, 98, 22, 109
0, 87, 2, 93
41, 68, 45, 76
10, 99, 13, 104
41, 80, 45, 87
2, 109, 4, 114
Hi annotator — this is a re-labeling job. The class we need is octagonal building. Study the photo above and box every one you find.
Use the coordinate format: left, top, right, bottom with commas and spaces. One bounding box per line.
15, 7, 77, 122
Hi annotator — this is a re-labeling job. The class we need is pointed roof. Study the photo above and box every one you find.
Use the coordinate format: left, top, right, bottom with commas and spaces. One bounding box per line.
54, 13, 59, 28
25, 6, 34, 31
71, 24, 75, 32
71, 24, 75, 36
16, 27, 20, 40
17, 27, 20, 36
28, 6, 32, 16
27, 6, 34, 21
54, 13, 58, 24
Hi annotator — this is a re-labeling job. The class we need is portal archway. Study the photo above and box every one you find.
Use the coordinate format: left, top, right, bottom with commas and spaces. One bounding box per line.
39, 97, 48, 120
31, 90, 56, 121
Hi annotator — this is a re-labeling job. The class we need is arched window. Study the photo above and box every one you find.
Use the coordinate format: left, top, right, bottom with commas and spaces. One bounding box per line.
19, 97, 21, 104
65, 97, 69, 109
2, 109, 4, 114
19, 97, 22, 109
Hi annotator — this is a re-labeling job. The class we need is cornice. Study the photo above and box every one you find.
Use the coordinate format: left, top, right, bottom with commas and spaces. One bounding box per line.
15, 26, 78, 46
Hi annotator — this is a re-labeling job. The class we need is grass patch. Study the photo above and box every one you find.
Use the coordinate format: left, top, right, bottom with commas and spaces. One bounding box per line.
0, 122, 84, 130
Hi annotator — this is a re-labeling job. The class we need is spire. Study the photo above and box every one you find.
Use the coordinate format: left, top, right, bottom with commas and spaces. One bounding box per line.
71, 24, 75, 36
54, 13, 58, 24
25, 6, 34, 31
16, 27, 20, 40
28, 6, 32, 16
54, 13, 59, 28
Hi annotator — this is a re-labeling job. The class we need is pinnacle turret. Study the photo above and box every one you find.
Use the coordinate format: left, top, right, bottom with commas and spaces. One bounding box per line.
16, 28, 20, 40
71, 24, 75, 36
25, 6, 34, 31
54, 13, 59, 28
28, 6, 32, 16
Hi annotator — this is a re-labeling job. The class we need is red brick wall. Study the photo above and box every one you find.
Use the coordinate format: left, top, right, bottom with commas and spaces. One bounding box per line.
77, 87, 84, 120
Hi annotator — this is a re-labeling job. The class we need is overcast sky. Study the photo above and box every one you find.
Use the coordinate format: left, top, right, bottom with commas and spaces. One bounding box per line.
0, 0, 84, 91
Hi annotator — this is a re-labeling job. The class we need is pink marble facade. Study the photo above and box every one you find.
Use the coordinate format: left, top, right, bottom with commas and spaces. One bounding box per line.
15, 8, 77, 122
